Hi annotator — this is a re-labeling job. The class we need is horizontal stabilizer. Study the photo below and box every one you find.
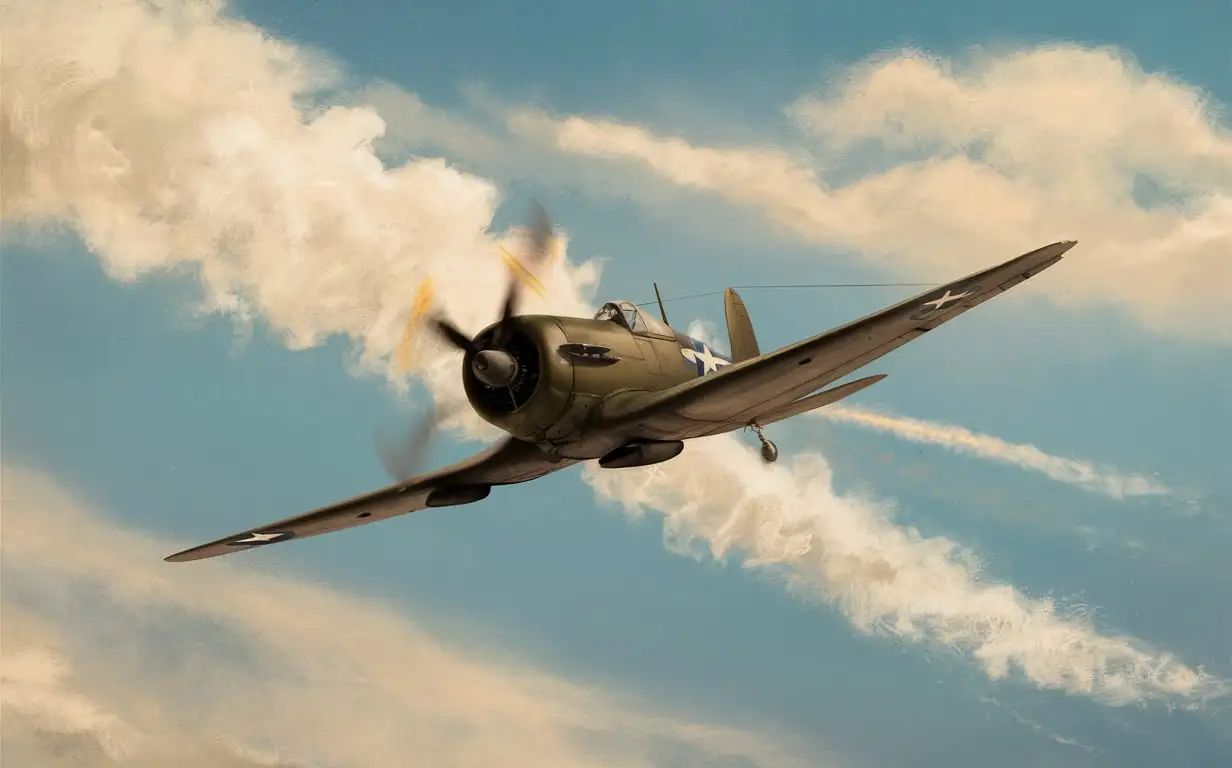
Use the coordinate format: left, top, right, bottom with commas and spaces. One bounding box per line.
756, 374, 886, 425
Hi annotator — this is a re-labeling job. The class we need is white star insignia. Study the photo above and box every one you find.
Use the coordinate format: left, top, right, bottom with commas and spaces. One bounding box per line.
234, 532, 285, 544
694, 343, 728, 374
920, 289, 973, 312
680, 344, 730, 375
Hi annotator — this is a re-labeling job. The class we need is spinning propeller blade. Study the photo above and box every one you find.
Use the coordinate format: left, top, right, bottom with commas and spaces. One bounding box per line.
431, 316, 479, 354
494, 201, 554, 346
498, 244, 548, 298
395, 279, 436, 373
374, 401, 461, 483
391, 201, 553, 419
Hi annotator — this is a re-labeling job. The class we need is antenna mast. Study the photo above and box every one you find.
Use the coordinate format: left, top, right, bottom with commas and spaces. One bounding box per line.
653, 282, 670, 325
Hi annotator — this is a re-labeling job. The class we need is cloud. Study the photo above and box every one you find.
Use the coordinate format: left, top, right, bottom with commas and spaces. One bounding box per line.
1, 0, 598, 438
582, 437, 1226, 708
5, 0, 1224, 715
356, 80, 503, 161
685, 318, 729, 355
1, 643, 145, 765
503, 46, 1232, 343
814, 403, 1172, 499
1, 463, 824, 768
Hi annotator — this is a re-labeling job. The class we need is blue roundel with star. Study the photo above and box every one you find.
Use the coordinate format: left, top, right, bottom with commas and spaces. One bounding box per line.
226, 530, 295, 547
679, 338, 733, 376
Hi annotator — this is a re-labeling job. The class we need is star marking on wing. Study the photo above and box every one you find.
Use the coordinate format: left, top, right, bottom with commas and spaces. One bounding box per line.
230, 531, 290, 546
920, 288, 973, 312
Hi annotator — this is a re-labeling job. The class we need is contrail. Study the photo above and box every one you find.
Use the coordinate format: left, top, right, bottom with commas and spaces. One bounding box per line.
6, 0, 1222, 709
815, 404, 1171, 499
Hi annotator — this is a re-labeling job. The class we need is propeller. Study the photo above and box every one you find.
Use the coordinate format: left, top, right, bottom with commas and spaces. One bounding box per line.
374, 400, 461, 483
426, 201, 556, 396
378, 203, 556, 480
494, 201, 552, 345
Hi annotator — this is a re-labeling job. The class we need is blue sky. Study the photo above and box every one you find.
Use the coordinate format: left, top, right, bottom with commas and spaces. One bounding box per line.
4, 1, 1231, 766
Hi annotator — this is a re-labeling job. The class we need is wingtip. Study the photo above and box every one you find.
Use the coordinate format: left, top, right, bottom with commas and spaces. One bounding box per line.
852, 373, 888, 390
164, 547, 206, 563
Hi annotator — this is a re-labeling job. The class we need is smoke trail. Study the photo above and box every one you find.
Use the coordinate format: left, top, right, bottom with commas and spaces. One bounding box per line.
816, 404, 1171, 499
682, 318, 1171, 501
583, 438, 1224, 706
4, 0, 1222, 708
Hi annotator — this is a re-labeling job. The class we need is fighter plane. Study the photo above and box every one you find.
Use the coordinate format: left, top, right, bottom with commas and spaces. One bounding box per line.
165, 205, 1076, 562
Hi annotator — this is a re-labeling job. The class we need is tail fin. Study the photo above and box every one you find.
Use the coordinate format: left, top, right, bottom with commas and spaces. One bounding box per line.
723, 288, 761, 363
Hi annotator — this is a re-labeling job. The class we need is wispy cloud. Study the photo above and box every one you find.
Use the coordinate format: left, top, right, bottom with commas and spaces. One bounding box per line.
815, 403, 1172, 499
501, 47, 1232, 344
5, 0, 1225, 714
2, 463, 825, 768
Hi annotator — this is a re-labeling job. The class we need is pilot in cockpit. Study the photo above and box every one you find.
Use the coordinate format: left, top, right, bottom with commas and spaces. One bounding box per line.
593, 302, 673, 337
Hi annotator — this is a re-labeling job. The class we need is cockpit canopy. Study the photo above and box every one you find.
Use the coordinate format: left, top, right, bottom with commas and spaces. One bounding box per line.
593, 301, 674, 338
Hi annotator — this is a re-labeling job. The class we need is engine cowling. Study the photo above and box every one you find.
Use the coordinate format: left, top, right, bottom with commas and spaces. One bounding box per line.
461, 316, 574, 442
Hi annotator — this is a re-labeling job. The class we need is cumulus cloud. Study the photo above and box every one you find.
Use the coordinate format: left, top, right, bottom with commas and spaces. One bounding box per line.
5, 0, 1224, 715
504, 46, 1232, 343
2, 463, 822, 768
1, 0, 597, 437
815, 403, 1171, 499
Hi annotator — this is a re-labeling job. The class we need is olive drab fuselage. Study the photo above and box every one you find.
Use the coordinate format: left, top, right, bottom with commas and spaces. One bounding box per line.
459, 301, 732, 457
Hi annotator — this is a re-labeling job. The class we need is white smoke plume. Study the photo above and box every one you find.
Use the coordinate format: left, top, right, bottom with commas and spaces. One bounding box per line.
815, 404, 1172, 499
582, 438, 1225, 706
1, 464, 824, 768
3, 0, 1224, 711
667, 319, 1170, 502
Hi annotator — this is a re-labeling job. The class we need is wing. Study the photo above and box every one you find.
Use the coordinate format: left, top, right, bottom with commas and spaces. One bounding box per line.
754, 374, 887, 426
164, 438, 576, 562
610, 240, 1075, 438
